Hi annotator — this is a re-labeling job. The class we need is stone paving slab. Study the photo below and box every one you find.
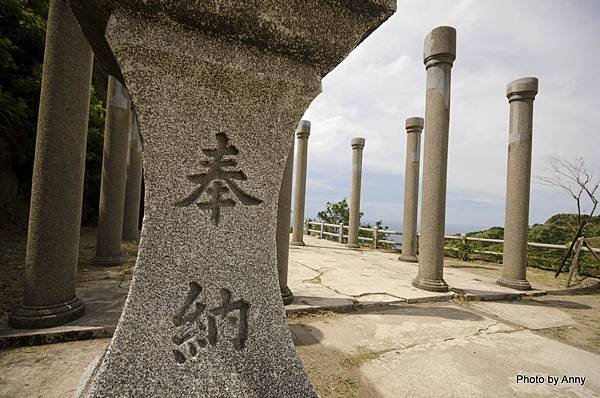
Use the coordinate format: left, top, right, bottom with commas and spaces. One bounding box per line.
1, 302, 596, 397
359, 329, 599, 398
0, 277, 128, 349
286, 235, 543, 312
468, 300, 576, 330
291, 303, 515, 355
0, 235, 544, 347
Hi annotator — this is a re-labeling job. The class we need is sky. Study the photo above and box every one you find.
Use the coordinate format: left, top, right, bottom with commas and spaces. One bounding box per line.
298, 0, 600, 233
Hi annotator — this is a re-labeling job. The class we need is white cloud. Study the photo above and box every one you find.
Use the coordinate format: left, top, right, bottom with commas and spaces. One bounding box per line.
300, 0, 600, 230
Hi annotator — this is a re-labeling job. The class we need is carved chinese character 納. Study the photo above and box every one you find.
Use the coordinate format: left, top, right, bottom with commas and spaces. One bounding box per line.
172, 282, 250, 364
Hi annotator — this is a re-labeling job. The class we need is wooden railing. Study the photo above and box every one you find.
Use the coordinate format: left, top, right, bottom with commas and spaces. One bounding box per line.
304, 220, 600, 255
443, 233, 600, 255
306, 220, 400, 248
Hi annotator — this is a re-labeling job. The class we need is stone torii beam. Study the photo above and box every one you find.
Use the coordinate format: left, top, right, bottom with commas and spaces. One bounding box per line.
69, 1, 395, 396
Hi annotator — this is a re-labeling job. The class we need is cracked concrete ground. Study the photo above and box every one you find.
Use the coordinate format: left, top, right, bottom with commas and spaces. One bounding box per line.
286, 235, 544, 312
290, 302, 600, 398
1, 231, 599, 397
1, 234, 542, 347
3, 301, 595, 398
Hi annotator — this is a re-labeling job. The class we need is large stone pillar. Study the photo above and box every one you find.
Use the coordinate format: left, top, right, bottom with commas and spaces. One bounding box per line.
399, 117, 423, 263
8, 0, 93, 328
122, 113, 143, 242
497, 77, 538, 291
347, 137, 365, 249
290, 120, 311, 246
276, 137, 295, 305
413, 26, 456, 292
94, 76, 131, 265
69, 1, 395, 396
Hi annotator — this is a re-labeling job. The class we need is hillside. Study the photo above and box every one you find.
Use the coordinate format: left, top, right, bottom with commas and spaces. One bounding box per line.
447, 214, 600, 275
465, 214, 600, 244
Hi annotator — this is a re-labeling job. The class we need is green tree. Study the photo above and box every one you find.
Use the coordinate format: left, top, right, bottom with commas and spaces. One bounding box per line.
1, 0, 108, 226
315, 198, 391, 248
0, 0, 48, 193
317, 198, 362, 225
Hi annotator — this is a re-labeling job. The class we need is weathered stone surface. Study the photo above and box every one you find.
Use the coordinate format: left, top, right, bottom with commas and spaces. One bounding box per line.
498, 77, 538, 291
347, 137, 365, 248
9, 0, 93, 329
291, 120, 311, 246
122, 114, 143, 242
94, 76, 131, 265
399, 117, 423, 263
69, 1, 395, 396
413, 26, 456, 293
277, 137, 294, 305
69, 0, 396, 83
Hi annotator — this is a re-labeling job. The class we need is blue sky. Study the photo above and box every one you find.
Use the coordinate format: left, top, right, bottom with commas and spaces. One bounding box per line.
298, 0, 600, 233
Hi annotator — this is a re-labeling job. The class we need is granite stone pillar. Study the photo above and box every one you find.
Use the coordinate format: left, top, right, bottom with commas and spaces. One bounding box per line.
122, 113, 143, 242
399, 117, 424, 263
413, 26, 456, 292
8, 0, 93, 328
94, 76, 131, 265
69, 1, 395, 396
276, 136, 295, 305
290, 120, 311, 246
497, 77, 538, 291
347, 137, 365, 249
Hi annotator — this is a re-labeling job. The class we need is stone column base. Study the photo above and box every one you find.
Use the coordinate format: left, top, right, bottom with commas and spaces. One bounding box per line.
290, 241, 305, 247
93, 255, 124, 266
412, 276, 449, 292
398, 254, 418, 263
9, 296, 85, 329
281, 286, 294, 306
497, 276, 531, 291
346, 243, 360, 249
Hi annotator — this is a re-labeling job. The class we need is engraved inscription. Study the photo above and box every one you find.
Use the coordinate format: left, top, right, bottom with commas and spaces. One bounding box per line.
172, 282, 250, 364
175, 132, 262, 225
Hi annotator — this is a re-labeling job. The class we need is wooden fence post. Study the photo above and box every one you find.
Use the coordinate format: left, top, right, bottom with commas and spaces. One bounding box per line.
373, 227, 379, 249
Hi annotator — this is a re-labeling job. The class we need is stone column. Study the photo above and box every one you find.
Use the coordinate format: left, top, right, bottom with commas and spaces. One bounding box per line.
122, 113, 143, 242
69, 2, 394, 396
497, 77, 538, 291
413, 26, 456, 292
347, 137, 365, 249
94, 76, 131, 265
399, 117, 423, 263
276, 137, 295, 305
9, 0, 93, 328
290, 120, 311, 246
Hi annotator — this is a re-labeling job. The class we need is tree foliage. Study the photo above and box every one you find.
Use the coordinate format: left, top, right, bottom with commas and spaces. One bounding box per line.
315, 198, 391, 248
317, 198, 362, 225
1, 0, 107, 225
0, 0, 48, 188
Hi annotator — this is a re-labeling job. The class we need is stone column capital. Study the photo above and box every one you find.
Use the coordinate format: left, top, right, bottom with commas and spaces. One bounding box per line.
351, 137, 366, 149
295, 120, 311, 139
423, 26, 456, 68
506, 77, 539, 102
405, 117, 424, 133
